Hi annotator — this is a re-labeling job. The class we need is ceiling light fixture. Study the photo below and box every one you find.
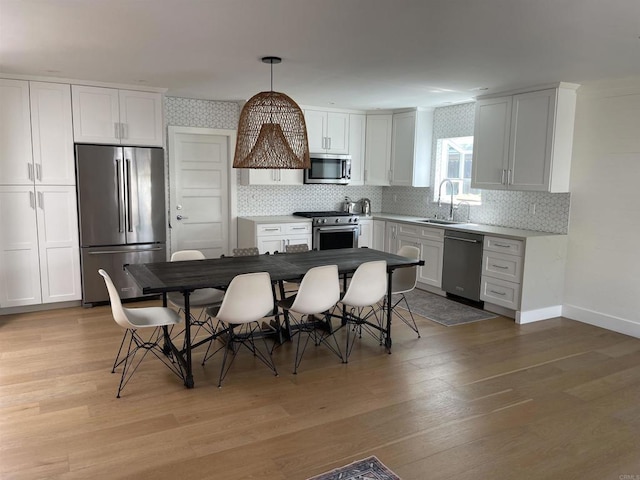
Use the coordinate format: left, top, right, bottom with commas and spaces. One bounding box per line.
233, 56, 310, 169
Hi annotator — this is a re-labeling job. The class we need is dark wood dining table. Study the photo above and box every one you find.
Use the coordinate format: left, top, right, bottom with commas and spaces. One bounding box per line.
124, 247, 424, 388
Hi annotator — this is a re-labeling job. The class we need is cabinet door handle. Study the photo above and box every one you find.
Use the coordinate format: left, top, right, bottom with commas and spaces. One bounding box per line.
121, 123, 128, 139
28, 163, 34, 181
114, 123, 120, 139
36, 163, 42, 181
507, 169, 512, 185
37, 191, 43, 209
327, 137, 331, 150
29, 191, 35, 209
490, 290, 507, 296
501, 169, 506, 185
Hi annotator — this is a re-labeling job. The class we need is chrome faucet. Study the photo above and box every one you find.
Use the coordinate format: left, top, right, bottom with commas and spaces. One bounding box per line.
437, 178, 455, 220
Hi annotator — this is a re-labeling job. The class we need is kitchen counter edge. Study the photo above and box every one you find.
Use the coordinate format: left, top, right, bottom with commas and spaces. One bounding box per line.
371, 213, 564, 239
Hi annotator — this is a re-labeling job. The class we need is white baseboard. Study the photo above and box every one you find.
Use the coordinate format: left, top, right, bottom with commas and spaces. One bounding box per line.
516, 305, 563, 324
562, 304, 640, 339
0, 300, 82, 316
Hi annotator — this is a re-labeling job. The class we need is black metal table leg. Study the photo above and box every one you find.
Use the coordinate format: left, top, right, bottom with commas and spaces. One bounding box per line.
183, 290, 194, 388
385, 271, 393, 353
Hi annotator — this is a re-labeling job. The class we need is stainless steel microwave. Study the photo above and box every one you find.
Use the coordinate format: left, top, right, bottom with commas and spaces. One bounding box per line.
304, 153, 351, 185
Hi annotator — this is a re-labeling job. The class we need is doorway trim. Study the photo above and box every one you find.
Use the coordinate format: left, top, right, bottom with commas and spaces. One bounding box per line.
167, 126, 238, 256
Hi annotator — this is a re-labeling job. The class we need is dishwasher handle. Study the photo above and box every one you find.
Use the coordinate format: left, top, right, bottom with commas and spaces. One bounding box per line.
444, 235, 482, 244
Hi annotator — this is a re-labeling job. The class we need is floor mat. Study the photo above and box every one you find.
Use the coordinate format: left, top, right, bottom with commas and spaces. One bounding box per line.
394, 289, 496, 326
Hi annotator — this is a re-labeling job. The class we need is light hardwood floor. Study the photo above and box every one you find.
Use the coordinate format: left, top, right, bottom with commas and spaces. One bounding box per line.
1, 300, 639, 479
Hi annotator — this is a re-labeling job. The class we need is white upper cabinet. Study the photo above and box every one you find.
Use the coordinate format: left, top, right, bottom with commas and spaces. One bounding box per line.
72, 85, 163, 146
0, 79, 33, 185
29, 82, 75, 185
348, 113, 366, 186
304, 109, 349, 154
364, 113, 393, 185
472, 84, 578, 192
0, 80, 74, 186
240, 168, 303, 186
390, 109, 433, 187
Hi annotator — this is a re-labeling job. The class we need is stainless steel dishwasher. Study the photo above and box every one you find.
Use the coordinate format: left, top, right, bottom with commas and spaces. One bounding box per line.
442, 230, 484, 303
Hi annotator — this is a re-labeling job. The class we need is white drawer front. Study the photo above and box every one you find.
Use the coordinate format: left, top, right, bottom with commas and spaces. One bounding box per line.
397, 223, 421, 237
484, 236, 524, 256
284, 223, 311, 235
420, 226, 444, 241
257, 224, 283, 236
481, 276, 520, 310
483, 251, 523, 283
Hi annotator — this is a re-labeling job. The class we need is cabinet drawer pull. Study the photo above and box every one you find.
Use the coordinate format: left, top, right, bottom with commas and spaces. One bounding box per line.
489, 289, 506, 296
263, 228, 279, 232
494, 243, 511, 248
291, 227, 307, 230
491, 264, 509, 269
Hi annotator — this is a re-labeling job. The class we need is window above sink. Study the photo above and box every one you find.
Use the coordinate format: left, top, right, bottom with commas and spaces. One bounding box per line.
433, 136, 481, 206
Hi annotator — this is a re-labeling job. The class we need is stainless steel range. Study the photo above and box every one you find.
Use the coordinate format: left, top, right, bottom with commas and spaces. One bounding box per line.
292, 211, 359, 250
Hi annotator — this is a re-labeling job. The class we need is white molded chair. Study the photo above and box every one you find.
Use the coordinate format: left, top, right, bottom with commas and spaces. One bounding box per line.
167, 250, 225, 338
202, 272, 278, 387
99, 269, 184, 398
387, 245, 421, 337
338, 260, 388, 363
277, 265, 341, 374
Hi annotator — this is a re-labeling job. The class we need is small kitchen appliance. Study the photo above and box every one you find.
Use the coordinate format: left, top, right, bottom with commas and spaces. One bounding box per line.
360, 198, 371, 216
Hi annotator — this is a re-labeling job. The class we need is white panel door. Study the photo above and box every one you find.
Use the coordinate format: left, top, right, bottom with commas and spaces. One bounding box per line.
0, 79, 33, 185
0, 186, 41, 307
170, 130, 229, 258
36, 186, 81, 303
30, 82, 75, 185
71, 85, 120, 144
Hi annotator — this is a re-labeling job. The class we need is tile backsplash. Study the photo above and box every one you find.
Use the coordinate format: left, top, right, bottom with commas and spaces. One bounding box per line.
166, 96, 571, 234
382, 186, 570, 234
237, 184, 382, 216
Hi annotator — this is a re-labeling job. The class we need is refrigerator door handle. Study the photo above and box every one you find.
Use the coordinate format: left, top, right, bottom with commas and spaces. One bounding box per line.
125, 159, 133, 233
88, 247, 164, 255
116, 159, 125, 233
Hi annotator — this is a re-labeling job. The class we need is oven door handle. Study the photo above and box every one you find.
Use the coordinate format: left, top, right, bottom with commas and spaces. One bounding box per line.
315, 226, 359, 233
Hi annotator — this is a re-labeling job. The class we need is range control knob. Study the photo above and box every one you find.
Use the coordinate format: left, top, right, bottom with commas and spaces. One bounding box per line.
335, 218, 340, 223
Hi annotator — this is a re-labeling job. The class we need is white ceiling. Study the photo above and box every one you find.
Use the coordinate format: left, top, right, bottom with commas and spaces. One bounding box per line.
2, 0, 640, 110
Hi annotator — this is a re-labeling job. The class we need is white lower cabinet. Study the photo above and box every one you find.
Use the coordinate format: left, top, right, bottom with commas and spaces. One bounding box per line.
358, 218, 372, 248
0, 185, 81, 308
385, 221, 443, 289
481, 234, 567, 323
372, 220, 386, 251
238, 218, 312, 254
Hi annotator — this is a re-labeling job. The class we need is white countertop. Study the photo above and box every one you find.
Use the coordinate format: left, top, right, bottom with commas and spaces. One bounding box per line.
238, 215, 312, 224
371, 213, 563, 239
237, 213, 564, 239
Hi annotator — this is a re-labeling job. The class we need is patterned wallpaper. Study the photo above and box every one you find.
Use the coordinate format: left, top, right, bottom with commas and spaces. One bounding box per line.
165, 96, 570, 233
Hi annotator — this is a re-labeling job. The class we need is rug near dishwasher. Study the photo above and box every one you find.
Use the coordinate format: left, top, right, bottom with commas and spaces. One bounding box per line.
306, 456, 401, 480
394, 288, 496, 326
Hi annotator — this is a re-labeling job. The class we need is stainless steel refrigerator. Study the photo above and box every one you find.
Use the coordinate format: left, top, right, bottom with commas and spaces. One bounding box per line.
76, 144, 167, 305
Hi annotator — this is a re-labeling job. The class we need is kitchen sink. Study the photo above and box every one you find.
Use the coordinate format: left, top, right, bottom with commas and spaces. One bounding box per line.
416, 218, 466, 225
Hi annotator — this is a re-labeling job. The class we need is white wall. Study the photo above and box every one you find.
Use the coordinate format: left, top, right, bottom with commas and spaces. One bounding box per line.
563, 77, 640, 338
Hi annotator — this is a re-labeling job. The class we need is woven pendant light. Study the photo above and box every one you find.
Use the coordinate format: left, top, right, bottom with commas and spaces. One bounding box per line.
233, 57, 310, 169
